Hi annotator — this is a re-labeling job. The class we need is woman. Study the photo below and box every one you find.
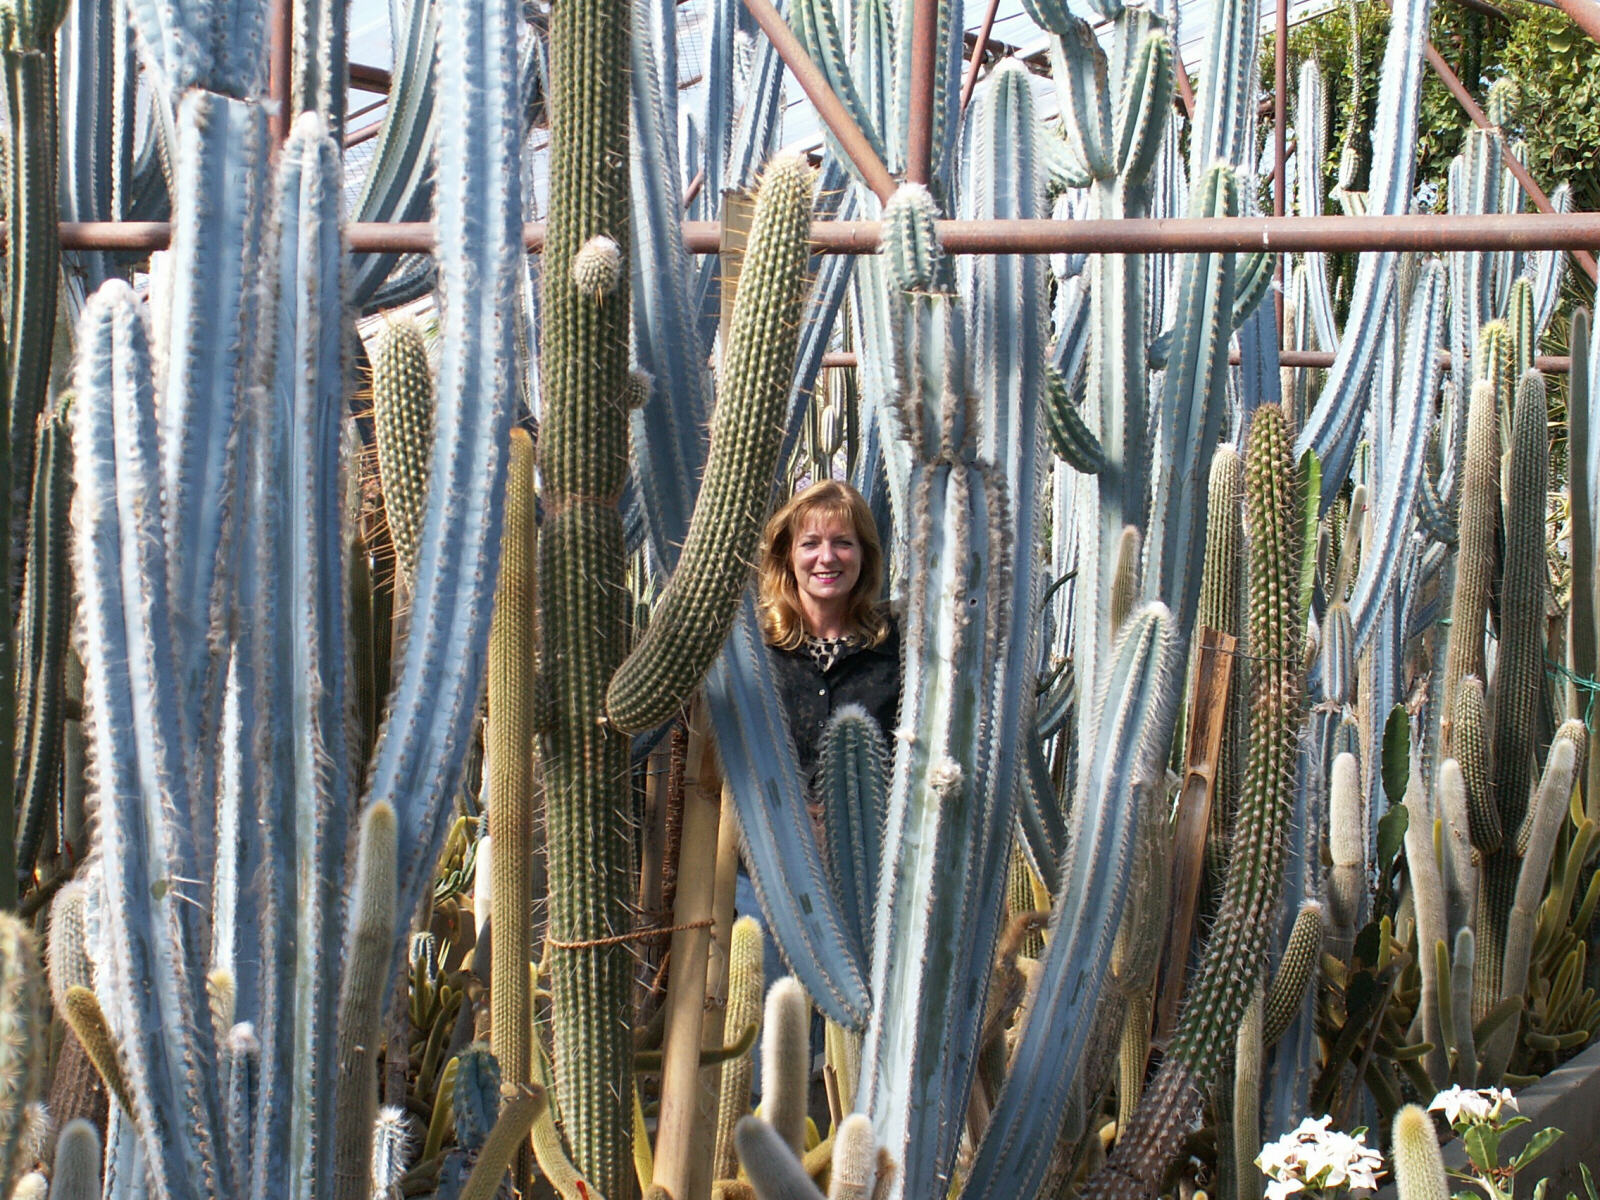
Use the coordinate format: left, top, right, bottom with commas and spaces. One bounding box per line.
757, 480, 900, 787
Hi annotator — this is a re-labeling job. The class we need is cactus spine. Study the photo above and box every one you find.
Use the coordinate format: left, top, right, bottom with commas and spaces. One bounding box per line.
488, 428, 537, 1114
1090, 404, 1303, 1200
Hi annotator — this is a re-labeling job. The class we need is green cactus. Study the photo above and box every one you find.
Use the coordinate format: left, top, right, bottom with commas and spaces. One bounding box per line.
1041, 365, 1106, 473
1509, 277, 1535, 380
605, 155, 817, 733
715, 916, 765, 1183
1453, 679, 1499, 855
759, 977, 811, 1158
1198, 443, 1245, 895
459, 1084, 546, 1200
14, 394, 72, 886
1440, 381, 1499, 754
330, 800, 399, 1200
1088, 403, 1303, 1200
1110, 526, 1142, 636
1263, 902, 1324, 1048
488, 427, 537, 1119
1391, 1104, 1450, 1200
1478, 370, 1552, 1018
0, 914, 44, 1197
371, 318, 435, 586
1231, 990, 1264, 1200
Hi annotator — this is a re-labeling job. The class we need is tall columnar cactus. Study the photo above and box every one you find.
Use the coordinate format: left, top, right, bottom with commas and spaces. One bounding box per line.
1087, 404, 1303, 1200
715, 915, 765, 1183
488, 427, 537, 1115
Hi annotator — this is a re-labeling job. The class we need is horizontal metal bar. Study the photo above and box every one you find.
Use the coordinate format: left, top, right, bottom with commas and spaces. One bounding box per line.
21, 211, 1600, 256
349, 61, 393, 92
820, 349, 1576, 372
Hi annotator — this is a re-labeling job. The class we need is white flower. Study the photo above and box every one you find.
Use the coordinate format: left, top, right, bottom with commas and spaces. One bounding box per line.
1428, 1085, 1518, 1125
1257, 1117, 1384, 1196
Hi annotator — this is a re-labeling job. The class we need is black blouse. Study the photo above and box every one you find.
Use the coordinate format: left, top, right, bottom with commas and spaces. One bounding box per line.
768, 615, 902, 787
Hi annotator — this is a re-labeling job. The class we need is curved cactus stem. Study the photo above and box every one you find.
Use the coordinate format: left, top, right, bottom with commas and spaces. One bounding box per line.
734, 1116, 826, 1200
350, 0, 436, 307
1346, 260, 1444, 652
72, 281, 229, 1200
607, 156, 816, 733
964, 604, 1177, 1200
1015, 728, 1065, 896
708, 605, 871, 1029
1295, 0, 1434, 503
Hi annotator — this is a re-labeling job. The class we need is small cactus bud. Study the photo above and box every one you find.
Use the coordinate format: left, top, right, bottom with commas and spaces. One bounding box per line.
572, 235, 623, 300
881, 185, 942, 292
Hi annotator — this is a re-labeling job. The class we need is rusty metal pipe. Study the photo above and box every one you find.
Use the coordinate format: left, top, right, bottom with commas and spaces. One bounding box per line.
1552, 0, 1600, 46
25, 211, 1600, 256
1421, 39, 1599, 281
906, 0, 939, 184
269, 0, 293, 143
959, 0, 1005, 114
739, 0, 898, 202
818, 348, 1574, 372
349, 61, 393, 92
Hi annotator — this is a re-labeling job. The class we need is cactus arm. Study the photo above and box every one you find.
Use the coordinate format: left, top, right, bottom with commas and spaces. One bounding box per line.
1295, 60, 1338, 352
243, 116, 354, 1200
160, 92, 270, 848
487, 428, 537, 1119
787, 0, 889, 183
459, 1086, 547, 1200
1188, 0, 1257, 172
1346, 260, 1445, 652
291, 0, 346, 137
1532, 183, 1571, 339
1015, 728, 1065, 896
708, 606, 871, 1029
859, 456, 1004, 1194
817, 706, 890, 955
962, 60, 1048, 932
2, 34, 60, 583
1295, 0, 1434, 501
606, 157, 814, 733
365, 0, 520, 949
349, 0, 436, 307
1142, 164, 1238, 649
71, 282, 229, 1200
1045, 16, 1113, 180
14, 400, 71, 882
1404, 754, 1450, 1086
965, 606, 1176, 1200
371, 320, 434, 585
735, 1115, 826, 1200
329, 803, 398, 1200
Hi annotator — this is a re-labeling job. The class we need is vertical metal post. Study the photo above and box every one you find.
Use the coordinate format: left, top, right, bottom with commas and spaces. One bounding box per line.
1274, 0, 1288, 336
1552, 0, 1600, 46
270, 0, 293, 143
906, 0, 939, 185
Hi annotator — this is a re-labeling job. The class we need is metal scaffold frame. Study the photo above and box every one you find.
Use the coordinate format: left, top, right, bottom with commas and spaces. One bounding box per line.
9, 0, 1600, 280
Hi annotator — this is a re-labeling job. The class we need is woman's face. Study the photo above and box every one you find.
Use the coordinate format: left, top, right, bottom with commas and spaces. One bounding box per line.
790, 512, 862, 615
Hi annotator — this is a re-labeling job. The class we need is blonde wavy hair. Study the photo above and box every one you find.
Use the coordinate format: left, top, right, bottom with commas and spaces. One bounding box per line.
758, 480, 888, 650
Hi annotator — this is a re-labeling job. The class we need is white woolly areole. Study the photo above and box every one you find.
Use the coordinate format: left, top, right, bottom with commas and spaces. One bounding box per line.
227, 1022, 261, 1055
928, 757, 964, 796
572, 235, 623, 299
